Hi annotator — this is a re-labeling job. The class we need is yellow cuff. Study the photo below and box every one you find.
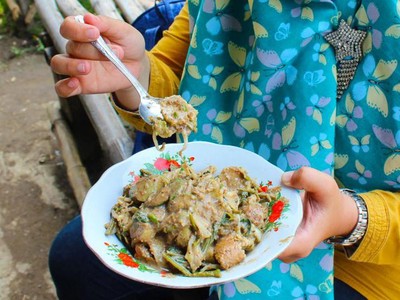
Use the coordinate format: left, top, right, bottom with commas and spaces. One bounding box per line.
346, 190, 389, 262
110, 96, 153, 134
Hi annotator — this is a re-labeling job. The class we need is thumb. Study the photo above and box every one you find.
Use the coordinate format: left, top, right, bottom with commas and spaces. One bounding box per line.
281, 167, 336, 195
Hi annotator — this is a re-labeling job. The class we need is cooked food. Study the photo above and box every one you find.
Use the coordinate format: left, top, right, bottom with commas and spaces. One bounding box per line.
105, 162, 287, 277
150, 95, 198, 153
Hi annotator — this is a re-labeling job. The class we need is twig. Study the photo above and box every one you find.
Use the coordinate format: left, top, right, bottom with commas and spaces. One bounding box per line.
6, 0, 21, 21
24, 4, 37, 25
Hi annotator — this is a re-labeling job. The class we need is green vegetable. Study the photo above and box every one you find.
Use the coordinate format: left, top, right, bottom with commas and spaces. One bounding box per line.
148, 213, 158, 224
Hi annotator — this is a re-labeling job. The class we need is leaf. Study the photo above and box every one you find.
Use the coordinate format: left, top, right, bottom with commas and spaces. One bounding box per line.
143, 163, 162, 175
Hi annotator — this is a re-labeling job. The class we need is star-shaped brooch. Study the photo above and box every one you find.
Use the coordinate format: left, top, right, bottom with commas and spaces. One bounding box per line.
325, 19, 367, 100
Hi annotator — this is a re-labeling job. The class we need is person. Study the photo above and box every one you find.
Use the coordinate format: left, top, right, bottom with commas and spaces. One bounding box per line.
49, 1, 400, 299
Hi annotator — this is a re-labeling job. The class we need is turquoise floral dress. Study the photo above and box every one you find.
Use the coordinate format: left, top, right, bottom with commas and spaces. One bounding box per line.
177, 0, 400, 298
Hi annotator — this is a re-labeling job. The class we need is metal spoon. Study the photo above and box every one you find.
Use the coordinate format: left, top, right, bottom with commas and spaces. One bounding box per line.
74, 15, 162, 125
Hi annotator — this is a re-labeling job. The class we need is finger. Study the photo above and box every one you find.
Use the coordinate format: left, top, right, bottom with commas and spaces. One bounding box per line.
60, 15, 100, 42
51, 54, 91, 77
281, 167, 337, 194
65, 40, 123, 60
65, 41, 102, 60
277, 230, 319, 263
54, 78, 82, 98
83, 13, 134, 44
278, 253, 306, 264
84, 13, 145, 53
278, 236, 313, 261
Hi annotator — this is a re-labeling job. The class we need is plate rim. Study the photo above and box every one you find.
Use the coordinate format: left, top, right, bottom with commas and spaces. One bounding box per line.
81, 141, 303, 289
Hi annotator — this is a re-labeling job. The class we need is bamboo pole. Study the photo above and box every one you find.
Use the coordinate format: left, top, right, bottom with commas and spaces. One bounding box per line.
35, 0, 134, 164
115, 0, 147, 23
90, 0, 123, 20
56, 0, 87, 16
47, 102, 92, 208
78, 94, 134, 164
34, 0, 67, 54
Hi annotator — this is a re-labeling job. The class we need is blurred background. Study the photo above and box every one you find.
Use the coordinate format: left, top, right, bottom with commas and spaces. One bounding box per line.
0, 0, 154, 297
0, 0, 83, 298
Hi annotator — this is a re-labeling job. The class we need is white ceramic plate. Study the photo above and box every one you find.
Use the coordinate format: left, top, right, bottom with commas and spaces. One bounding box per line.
81, 141, 302, 289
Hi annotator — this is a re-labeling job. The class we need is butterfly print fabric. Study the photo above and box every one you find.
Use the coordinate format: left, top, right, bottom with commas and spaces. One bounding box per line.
178, 0, 400, 298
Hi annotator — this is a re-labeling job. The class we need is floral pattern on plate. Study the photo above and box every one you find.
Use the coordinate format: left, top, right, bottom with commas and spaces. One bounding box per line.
103, 150, 290, 274
82, 141, 302, 288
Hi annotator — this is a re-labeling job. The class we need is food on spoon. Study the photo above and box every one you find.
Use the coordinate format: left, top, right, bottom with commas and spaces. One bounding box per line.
105, 162, 288, 277
150, 95, 198, 153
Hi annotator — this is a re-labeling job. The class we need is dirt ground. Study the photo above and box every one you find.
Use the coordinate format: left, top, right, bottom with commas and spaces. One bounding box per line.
0, 35, 80, 299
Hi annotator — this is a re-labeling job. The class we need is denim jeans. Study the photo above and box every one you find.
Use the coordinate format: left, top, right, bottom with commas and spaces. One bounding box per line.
48, 216, 365, 300
49, 215, 209, 300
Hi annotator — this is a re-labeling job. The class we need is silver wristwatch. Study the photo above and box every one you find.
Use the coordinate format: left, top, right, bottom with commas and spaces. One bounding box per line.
325, 188, 368, 246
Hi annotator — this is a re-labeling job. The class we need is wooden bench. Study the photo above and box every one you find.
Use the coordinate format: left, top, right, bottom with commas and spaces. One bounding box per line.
34, 0, 153, 207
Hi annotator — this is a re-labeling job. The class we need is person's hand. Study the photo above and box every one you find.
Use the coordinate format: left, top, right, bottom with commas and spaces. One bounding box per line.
277, 167, 359, 263
51, 13, 148, 109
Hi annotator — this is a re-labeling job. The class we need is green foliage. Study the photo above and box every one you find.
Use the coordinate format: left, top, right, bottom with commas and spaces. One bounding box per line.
80, 0, 94, 12
0, 0, 95, 58
0, 0, 46, 56
9, 35, 45, 57
0, 0, 18, 33
0, 0, 9, 33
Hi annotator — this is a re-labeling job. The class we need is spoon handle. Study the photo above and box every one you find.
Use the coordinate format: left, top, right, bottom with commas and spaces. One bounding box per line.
74, 15, 149, 99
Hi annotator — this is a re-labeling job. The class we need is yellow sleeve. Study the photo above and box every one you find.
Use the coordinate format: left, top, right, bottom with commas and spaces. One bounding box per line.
112, 2, 190, 132
148, 1, 190, 96
346, 190, 400, 264
334, 190, 400, 298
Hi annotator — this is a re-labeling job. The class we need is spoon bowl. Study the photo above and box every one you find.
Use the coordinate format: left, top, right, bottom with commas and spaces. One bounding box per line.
74, 15, 162, 125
